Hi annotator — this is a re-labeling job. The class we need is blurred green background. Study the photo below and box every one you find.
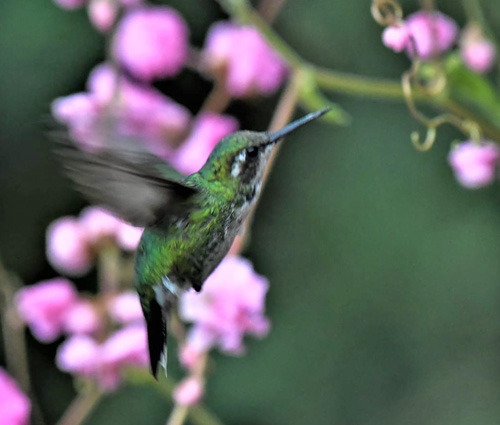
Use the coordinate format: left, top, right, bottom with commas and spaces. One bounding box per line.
3, 0, 500, 424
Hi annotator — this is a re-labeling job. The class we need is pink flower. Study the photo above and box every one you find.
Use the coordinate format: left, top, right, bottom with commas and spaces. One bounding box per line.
173, 377, 204, 406
79, 206, 120, 244
173, 113, 239, 175
79, 206, 143, 250
405, 11, 458, 60
53, 0, 87, 9
180, 256, 270, 355
46, 217, 92, 276
179, 343, 203, 370
64, 300, 101, 335
448, 140, 500, 188
88, 0, 118, 32
115, 223, 143, 251
460, 24, 496, 74
203, 22, 287, 97
16, 279, 78, 342
56, 335, 100, 376
108, 291, 144, 324
57, 325, 148, 391
99, 324, 149, 390
382, 23, 410, 52
0, 368, 30, 425
51, 93, 97, 133
112, 7, 189, 81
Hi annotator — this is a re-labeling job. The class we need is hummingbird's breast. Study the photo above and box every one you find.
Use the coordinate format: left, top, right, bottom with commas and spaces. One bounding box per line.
136, 186, 258, 299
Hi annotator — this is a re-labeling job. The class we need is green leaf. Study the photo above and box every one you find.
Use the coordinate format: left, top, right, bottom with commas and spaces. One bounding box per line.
445, 53, 500, 125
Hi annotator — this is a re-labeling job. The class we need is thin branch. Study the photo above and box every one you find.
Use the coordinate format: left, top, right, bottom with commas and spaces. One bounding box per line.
55, 390, 102, 425
0, 260, 46, 425
257, 0, 288, 23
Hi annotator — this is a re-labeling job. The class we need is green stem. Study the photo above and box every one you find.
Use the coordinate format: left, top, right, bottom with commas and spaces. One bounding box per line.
55, 390, 102, 425
97, 243, 121, 295
462, 0, 487, 27
440, 98, 500, 141
313, 67, 404, 99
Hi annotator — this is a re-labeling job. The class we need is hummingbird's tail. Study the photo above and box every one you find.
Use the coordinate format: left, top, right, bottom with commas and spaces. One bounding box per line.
146, 298, 167, 379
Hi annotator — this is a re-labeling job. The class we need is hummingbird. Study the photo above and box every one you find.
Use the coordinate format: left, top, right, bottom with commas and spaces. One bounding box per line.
57, 107, 330, 377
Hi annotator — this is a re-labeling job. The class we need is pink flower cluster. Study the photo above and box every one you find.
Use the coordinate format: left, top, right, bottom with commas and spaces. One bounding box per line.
203, 22, 288, 97
179, 256, 270, 359
0, 368, 30, 425
381, 9, 496, 74
382, 11, 458, 60
15, 278, 98, 342
169, 256, 270, 406
46, 206, 143, 276
448, 140, 500, 189
57, 323, 148, 391
15, 278, 148, 391
52, 64, 191, 156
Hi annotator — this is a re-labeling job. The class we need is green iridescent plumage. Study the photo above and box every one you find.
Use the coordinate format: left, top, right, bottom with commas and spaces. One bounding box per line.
57, 108, 330, 377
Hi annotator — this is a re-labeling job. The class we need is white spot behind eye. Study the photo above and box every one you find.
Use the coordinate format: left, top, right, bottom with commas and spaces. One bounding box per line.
231, 150, 246, 177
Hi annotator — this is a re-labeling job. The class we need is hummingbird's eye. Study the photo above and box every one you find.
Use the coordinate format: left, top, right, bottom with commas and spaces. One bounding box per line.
246, 147, 259, 158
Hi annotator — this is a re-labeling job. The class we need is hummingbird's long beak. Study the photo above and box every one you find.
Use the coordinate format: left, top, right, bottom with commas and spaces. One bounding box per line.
268, 107, 331, 144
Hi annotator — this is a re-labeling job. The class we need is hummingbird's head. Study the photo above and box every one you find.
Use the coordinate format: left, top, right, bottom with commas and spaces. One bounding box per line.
200, 108, 332, 191
202, 130, 274, 190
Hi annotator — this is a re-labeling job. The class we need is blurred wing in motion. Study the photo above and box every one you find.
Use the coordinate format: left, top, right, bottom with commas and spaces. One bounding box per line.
55, 125, 199, 227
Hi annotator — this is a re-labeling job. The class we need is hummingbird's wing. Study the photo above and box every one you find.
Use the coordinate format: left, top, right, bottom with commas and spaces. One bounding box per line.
55, 133, 199, 227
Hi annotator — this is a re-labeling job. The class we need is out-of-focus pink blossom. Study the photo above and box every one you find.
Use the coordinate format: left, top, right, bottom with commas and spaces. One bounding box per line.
46, 217, 92, 276
448, 140, 500, 188
460, 24, 496, 74
16, 279, 78, 342
405, 11, 458, 60
56, 335, 100, 376
57, 325, 148, 391
53, 0, 87, 9
382, 23, 410, 53
51, 93, 97, 131
173, 113, 239, 175
79, 206, 143, 250
173, 377, 204, 406
116, 223, 143, 250
64, 300, 101, 335
108, 291, 144, 324
53, 64, 191, 154
0, 368, 30, 425
88, 0, 118, 32
79, 206, 120, 244
180, 256, 270, 355
113, 7, 189, 81
203, 22, 287, 97
179, 343, 203, 370
99, 324, 149, 390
